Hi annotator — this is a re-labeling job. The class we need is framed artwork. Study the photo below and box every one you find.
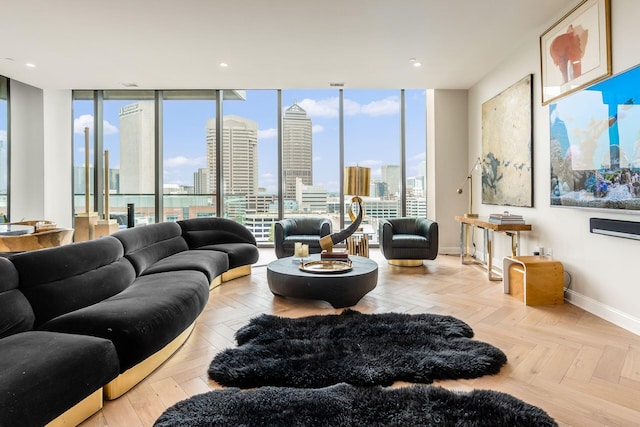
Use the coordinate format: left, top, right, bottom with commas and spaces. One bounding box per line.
550, 64, 640, 212
481, 74, 533, 208
540, 0, 611, 105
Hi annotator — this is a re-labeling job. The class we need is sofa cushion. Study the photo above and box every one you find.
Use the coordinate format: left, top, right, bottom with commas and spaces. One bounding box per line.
10, 236, 135, 327
113, 222, 189, 276
141, 249, 229, 282
0, 331, 119, 427
39, 270, 209, 371
0, 257, 34, 338
178, 217, 257, 247
194, 243, 259, 269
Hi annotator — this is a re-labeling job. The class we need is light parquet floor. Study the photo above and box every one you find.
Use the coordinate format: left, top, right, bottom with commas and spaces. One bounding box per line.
80, 249, 640, 427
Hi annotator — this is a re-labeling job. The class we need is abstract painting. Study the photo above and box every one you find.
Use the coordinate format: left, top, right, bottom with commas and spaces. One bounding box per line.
482, 74, 533, 207
550, 64, 640, 211
540, 0, 611, 105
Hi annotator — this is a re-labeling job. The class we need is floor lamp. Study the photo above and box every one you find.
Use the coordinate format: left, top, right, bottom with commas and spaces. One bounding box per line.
457, 157, 481, 218
319, 166, 371, 252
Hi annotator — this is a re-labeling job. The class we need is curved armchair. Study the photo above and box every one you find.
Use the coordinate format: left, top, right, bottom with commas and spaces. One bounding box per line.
379, 217, 438, 266
274, 218, 332, 258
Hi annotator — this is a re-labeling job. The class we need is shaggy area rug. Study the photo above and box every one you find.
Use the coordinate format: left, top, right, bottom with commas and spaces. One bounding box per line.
208, 309, 507, 388
154, 383, 557, 427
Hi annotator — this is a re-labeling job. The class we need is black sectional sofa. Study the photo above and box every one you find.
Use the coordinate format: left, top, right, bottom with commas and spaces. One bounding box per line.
0, 218, 259, 427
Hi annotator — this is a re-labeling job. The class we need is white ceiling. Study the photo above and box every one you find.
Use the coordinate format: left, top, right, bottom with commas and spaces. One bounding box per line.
1, 0, 577, 90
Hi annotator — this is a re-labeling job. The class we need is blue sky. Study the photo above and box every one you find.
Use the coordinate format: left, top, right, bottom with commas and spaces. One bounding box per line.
73, 89, 426, 194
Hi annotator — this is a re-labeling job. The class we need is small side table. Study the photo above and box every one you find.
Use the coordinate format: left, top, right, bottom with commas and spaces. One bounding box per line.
503, 256, 564, 305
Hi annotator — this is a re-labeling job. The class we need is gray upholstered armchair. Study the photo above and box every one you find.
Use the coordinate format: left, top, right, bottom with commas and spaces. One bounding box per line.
378, 217, 438, 266
274, 217, 332, 258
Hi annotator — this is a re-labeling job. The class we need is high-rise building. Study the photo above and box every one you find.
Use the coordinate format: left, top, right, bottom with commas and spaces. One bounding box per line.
295, 177, 327, 213
381, 165, 401, 197
119, 101, 155, 194
282, 102, 312, 200
193, 168, 209, 194
206, 115, 258, 196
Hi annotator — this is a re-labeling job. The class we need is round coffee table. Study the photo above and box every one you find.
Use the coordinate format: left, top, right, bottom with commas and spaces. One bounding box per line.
267, 255, 378, 308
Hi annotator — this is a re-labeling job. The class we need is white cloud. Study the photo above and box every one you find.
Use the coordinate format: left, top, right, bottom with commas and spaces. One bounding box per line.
74, 114, 118, 135
409, 151, 426, 161
360, 96, 400, 116
297, 95, 400, 119
312, 124, 324, 134
0, 130, 6, 143
313, 155, 322, 162
258, 128, 277, 139
298, 98, 339, 118
164, 156, 204, 168
343, 98, 362, 116
358, 159, 383, 167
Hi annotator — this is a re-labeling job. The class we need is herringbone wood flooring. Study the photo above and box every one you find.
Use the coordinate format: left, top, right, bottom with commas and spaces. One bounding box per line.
80, 249, 640, 427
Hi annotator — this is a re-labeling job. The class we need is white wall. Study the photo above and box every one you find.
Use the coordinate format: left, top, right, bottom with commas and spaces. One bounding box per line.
9, 80, 45, 220
10, 81, 73, 227
43, 90, 73, 228
427, 89, 468, 253
468, 0, 640, 334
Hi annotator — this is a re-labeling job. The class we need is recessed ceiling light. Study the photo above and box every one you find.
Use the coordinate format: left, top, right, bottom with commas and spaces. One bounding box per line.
25, 62, 36, 68
219, 62, 228, 68
412, 61, 422, 67
121, 82, 139, 88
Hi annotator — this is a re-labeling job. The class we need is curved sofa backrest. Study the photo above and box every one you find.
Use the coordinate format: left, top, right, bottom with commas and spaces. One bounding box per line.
112, 222, 189, 276
178, 218, 257, 249
0, 257, 35, 338
10, 236, 135, 327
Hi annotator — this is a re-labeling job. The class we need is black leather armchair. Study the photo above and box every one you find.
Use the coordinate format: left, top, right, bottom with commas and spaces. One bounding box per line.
378, 217, 438, 266
274, 218, 332, 258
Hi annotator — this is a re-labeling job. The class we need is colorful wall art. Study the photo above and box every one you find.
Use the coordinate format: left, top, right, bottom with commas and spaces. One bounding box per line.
550, 64, 640, 211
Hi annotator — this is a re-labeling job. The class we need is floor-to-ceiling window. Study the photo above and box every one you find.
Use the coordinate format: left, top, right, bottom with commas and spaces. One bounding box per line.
222, 90, 278, 242
0, 76, 8, 221
72, 88, 426, 244
162, 91, 217, 222
405, 89, 427, 217
72, 91, 96, 216
281, 90, 340, 230
344, 90, 402, 244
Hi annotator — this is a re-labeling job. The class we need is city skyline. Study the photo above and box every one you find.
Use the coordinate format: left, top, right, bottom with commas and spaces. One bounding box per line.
72, 89, 426, 195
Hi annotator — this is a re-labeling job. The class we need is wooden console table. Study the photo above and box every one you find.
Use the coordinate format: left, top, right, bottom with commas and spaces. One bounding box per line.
454, 216, 532, 281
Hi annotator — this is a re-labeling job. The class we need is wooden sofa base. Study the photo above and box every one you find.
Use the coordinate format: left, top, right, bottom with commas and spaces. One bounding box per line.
104, 322, 196, 400
388, 259, 424, 267
45, 265, 252, 422
46, 389, 102, 427
222, 264, 252, 282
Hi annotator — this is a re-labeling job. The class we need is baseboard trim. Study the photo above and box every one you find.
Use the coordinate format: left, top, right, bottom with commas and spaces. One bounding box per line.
439, 246, 460, 255
565, 289, 640, 336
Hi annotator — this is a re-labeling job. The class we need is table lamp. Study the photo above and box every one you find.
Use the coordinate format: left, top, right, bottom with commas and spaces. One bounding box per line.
319, 166, 371, 251
456, 157, 481, 218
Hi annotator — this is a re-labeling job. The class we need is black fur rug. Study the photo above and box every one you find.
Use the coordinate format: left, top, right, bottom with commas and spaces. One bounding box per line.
208, 309, 507, 388
154, 383, 557, 427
